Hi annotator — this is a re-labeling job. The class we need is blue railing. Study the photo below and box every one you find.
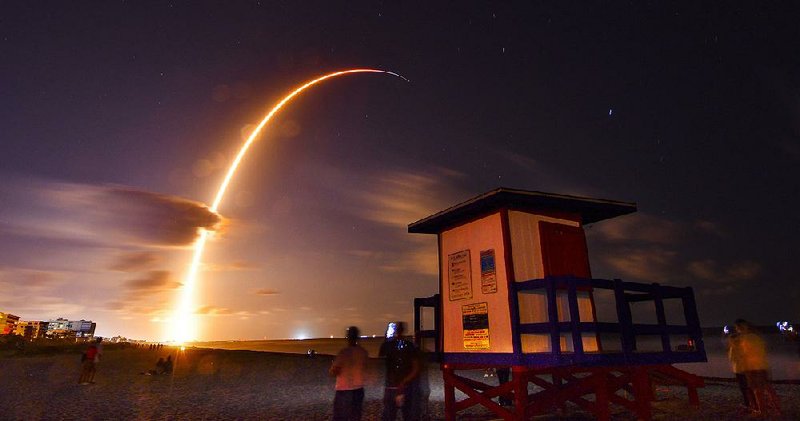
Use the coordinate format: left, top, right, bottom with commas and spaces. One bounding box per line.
415, 277, 707, 367
508, 277, 706, 366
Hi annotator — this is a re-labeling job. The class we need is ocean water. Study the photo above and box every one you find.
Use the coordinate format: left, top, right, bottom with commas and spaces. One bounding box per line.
190, 332, 800, 380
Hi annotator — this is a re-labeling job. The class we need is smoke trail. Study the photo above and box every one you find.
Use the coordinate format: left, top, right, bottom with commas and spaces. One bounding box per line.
170, 69, 406, 342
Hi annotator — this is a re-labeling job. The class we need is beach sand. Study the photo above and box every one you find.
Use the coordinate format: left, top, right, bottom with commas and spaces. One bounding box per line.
1, 344, 797, 420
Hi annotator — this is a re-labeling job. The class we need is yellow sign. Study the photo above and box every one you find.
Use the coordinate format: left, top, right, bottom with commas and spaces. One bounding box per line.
462, 302, 490, 350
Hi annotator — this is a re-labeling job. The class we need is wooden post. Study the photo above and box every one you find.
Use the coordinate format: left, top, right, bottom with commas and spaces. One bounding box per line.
443, 365, 456, 421
681, 287, 704, 354
546, 278, 561, 354
613, 279, 634, 357
688, 384, 700, 407
567, 279, 584, 356
595, 369, 611, 421
652, 283, 671, 353
512, 366, 528, 420
632, 367, 653, 421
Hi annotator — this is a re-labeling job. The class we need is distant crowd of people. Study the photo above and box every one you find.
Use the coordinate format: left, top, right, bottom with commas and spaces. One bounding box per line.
134, 343, 165, 351
330, 322, 428, 421
78, 339, 174, 384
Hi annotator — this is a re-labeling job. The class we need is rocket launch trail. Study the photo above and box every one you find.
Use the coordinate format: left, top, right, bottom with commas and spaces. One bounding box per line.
170, 69, 407, 342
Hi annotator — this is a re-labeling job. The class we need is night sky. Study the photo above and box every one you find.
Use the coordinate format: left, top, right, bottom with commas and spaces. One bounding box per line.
1, 2, 798, 341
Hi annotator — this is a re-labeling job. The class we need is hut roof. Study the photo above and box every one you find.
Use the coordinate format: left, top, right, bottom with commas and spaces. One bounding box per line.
408, 187, 637, 234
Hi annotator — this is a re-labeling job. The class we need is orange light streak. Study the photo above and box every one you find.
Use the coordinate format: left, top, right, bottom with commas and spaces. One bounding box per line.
170, 69, 406, 342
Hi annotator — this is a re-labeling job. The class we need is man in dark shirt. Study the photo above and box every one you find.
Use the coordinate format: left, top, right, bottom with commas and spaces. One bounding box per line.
379, 322, 420, 421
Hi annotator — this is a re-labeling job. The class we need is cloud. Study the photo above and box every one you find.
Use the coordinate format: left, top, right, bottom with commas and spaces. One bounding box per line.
123, 270, 182, 299
0, 296, 85, 318
109, 251, 161, 272
693, 220, 727, 237
375, 242, 439, 276
345, 235, 438, 277
206, 260, 260, 272
2, 179, 222, 248
727, 260, 761, 281
0, 269, 59, 288
351, 169, 465, 227
493, 150, 590, 195
687, 259, 717, 281
104, 301, 124, 310
254, 288, 280, 296
687, 259, 761, 283
195, 305, 234, 315
602, 246, 678, 281
96, 187, 222, 246
591, 213, 683, 245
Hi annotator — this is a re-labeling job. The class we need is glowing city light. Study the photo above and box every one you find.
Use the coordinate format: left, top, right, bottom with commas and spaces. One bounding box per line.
169, 69, 406, 343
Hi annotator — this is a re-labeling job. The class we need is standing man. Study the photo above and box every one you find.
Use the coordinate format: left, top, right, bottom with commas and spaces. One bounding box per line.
330, 326, 368, 421
732, 320, 781, 417
379, 322, 420, 421
726, 327, 754, 412
78, 337, 102, 385
89, 337, 103, 383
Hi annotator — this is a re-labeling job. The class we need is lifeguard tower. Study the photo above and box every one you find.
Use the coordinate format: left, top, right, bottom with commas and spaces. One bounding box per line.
409, 188, 706, 420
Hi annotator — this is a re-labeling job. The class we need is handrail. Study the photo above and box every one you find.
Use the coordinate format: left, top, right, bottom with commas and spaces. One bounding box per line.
510, 276, 706, 363
414, 276, 706, 366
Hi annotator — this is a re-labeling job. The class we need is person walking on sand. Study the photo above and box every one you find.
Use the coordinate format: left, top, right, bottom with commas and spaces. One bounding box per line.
78, 338, 101, 385
727, 327, 755, 412
330, 326, 368, 421
379, 322, 420, 421
732, 319, 781, 417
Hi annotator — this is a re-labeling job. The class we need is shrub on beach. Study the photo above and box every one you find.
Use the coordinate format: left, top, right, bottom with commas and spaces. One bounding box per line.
0, 333, 27, 352
0, 337, 129, 357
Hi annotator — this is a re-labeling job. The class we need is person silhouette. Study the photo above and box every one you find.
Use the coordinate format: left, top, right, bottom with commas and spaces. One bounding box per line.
330, 326, 368, 421
731, 319, 781, 417
379, 322, 420, 421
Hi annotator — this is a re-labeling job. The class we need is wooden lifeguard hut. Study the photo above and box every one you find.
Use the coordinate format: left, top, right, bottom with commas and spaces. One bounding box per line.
409, 188, 706, 420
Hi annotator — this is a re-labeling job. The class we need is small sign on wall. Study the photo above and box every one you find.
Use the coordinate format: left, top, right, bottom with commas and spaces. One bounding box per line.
448, 250, 473, 301
480, 249, 497, 294
462, 302, 490, 350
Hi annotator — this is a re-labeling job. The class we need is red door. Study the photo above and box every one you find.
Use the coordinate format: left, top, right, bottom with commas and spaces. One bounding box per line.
539, 221, 591, 279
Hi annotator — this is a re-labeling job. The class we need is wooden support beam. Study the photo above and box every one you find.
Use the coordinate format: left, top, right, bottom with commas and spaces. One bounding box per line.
443, 365, 456, 421
632, 367, 654, 421
594, 371, 611, 421
512, 366, 529, 419
448, 375, 515, 418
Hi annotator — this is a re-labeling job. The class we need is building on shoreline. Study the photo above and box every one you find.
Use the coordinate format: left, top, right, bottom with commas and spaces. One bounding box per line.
14, 320, 49, 340
0, 312, 20, 335
0, 312, 97, 340
46, 318, 96, 338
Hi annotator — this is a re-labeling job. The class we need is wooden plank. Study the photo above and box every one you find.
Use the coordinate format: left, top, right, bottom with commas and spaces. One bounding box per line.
500, 209, 522, 356
546, 277, 561, 354
515, 279, 546, 291
652, 283, 672, 353
614, 279, 635, 357
450, 376, 515, 415
625, 292, 655, 302
631, 324, 691, 335
567, 281, 584, 357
